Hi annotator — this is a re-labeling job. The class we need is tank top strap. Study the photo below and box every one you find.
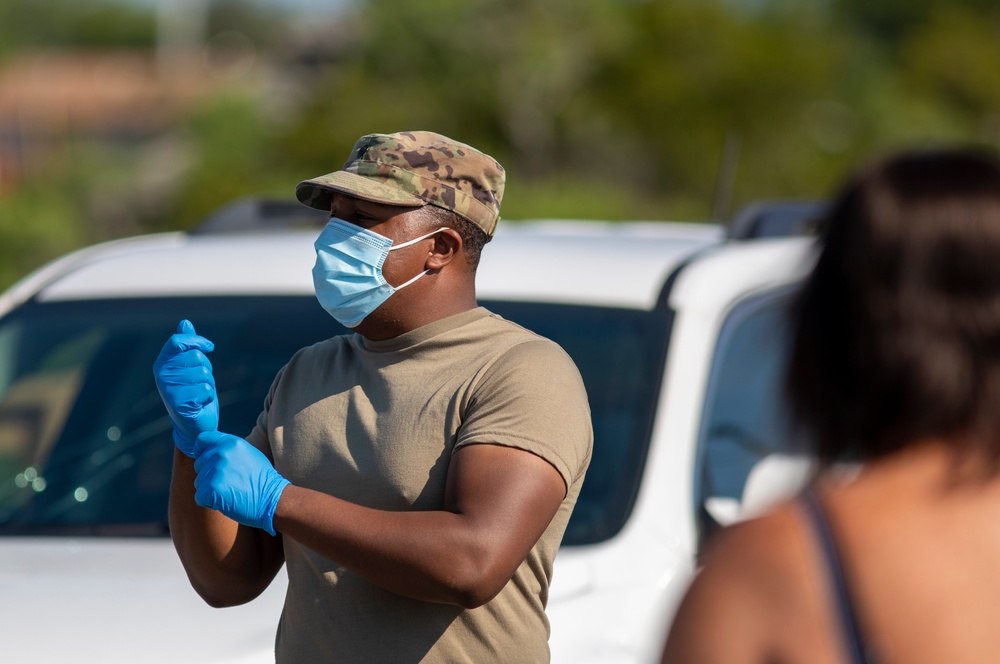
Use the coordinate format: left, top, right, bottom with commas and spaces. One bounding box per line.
801, 490, 871, 664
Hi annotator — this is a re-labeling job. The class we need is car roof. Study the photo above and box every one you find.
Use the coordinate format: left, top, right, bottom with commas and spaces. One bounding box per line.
668, 235, 816, 314
16, 220, 725, 312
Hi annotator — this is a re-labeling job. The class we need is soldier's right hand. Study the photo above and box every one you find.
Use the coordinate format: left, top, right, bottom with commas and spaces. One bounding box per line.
152, 319, 219, 457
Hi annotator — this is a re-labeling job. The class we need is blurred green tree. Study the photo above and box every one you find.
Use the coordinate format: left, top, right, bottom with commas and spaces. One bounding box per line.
277, 0, 859, 219
828, 0, 1000, 47
0, 0, 156, 57
2, 0, 1000, 290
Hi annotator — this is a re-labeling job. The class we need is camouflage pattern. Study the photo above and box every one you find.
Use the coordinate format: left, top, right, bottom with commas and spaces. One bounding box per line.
296, 131, 506, 237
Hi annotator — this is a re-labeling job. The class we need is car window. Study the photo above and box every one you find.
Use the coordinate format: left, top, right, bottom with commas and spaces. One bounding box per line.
487, 302, 672, 545
693, 288, 814, 543
0, 296, 346, 535
0, 297, 671, 544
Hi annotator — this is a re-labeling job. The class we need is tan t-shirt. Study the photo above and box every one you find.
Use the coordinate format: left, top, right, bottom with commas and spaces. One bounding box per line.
247, 307, 593, 663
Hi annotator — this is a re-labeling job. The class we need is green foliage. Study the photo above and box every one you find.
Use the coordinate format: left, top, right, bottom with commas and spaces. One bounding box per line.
168, 94, 295, 229
281, 0, 860, 218
206, 0, 288, 50
0, 185, 88, 289
4, 0, 1000, 289
0, 0, 155, 55
901, 6, 1000, 117
591, 1, 846, 208
830, 0, 1000, 39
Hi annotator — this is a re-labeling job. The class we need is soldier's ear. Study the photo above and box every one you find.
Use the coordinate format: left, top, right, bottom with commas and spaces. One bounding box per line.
425, 229, 462, 270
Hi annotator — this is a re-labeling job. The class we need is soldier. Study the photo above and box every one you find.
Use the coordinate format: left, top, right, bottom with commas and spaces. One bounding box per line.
154, 131, 593, 663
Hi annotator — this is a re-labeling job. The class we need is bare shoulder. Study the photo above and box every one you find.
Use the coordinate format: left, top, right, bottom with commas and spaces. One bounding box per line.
662, 501, 835, 663
698, 502, 812, 616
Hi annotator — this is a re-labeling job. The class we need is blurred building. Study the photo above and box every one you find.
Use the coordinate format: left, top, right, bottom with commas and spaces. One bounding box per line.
0, 50, 222, 193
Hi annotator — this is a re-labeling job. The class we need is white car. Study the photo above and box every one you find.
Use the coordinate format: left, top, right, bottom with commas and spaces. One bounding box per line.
0, 199, 819, 663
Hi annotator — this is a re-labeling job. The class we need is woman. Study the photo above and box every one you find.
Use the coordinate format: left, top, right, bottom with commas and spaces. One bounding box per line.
663, 148, 1000, 663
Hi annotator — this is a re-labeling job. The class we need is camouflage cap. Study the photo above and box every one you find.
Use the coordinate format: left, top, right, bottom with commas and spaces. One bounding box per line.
295, 131, 505, 237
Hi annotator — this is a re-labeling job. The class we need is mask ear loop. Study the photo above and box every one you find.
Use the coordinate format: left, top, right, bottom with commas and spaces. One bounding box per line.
393, 268, 430, 291
386, 227, 450, 291
387, 227, 449, 252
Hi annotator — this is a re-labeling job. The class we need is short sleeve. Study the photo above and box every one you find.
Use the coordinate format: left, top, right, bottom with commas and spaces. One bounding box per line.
245, 363, 287, 463
455, 338, 593, 491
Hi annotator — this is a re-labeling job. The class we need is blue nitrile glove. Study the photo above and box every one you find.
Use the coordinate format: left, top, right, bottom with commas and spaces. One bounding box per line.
152, 319, 219, 457
193, 431, 291, 536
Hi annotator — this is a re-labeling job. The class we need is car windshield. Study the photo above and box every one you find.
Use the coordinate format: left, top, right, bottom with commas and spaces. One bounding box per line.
0, 296, 670, 544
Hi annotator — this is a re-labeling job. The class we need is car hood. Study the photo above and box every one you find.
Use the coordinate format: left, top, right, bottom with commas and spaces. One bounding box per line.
0, 537, 286, 664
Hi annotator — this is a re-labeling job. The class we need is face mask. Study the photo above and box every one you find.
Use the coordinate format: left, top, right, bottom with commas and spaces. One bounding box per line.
312, 217, 447, 328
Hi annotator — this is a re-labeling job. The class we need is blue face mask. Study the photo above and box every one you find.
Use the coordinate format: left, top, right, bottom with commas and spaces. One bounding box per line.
312, 217, 447, 328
